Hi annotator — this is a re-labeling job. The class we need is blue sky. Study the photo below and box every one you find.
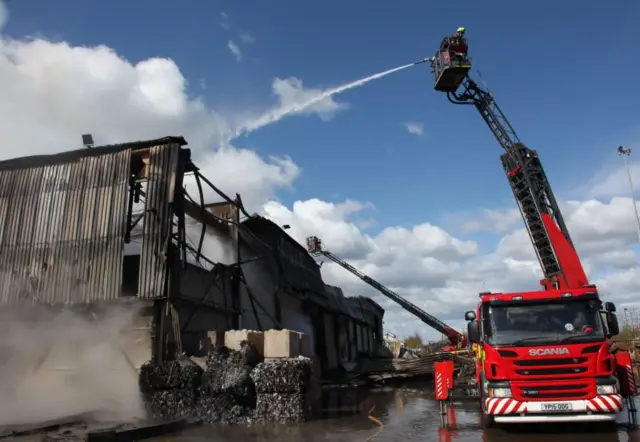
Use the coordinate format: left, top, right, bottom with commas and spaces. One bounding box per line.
4, 0, 639, 233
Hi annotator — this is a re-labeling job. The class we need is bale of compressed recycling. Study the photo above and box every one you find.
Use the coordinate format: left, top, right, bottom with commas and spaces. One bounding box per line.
205, 340, 260, 368
139, 357, 202, 422
144, 388, 196, 421
196, 388, 254, 424
255, 393, 308, 424
201, 365, 255, 403
250, 356, 312, 394
196, 341, 261, 424
201, 343, 257, 400
139, 357, 203, 392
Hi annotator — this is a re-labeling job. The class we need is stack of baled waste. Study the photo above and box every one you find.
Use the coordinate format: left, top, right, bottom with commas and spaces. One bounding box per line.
250, 356, 313, 424
139, 357, 203, 421
196, 340, 261, 424
138, 329, 317, 424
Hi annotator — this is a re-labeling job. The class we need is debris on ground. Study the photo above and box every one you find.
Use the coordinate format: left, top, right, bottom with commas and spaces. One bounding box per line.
251, 356, 313, 424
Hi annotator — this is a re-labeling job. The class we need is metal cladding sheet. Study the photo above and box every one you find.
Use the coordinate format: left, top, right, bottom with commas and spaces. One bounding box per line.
0, 149, 130, 305
137, 143, 180, 300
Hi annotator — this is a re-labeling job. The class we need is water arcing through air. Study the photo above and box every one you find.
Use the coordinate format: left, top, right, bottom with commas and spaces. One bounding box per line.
233, 62, 417, 139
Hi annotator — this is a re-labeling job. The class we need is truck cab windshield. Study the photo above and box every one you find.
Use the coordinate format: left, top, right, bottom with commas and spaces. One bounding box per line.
482, 299, 605, 346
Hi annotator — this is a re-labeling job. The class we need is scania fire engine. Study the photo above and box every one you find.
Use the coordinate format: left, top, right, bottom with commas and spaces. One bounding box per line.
428, 33, 638, 426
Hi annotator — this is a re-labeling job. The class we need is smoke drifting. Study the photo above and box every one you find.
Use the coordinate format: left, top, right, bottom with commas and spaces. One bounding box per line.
0, 303, 147, 426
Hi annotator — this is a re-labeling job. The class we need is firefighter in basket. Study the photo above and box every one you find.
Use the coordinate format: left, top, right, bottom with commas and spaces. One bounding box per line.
449, 27, 468, 56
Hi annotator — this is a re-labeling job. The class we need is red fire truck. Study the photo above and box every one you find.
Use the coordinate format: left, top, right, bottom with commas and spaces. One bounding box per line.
429, 34, 638, 426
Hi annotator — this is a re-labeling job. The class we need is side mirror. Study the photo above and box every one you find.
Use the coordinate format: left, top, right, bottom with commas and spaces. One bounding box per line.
607, 313, 620, 336
467, 320, 480, 344
605, 302, 616, 313
464, 310, 476, 321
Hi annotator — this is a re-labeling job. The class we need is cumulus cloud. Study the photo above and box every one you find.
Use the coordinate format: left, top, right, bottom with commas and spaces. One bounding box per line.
239, 32, 255, 44
586, 153, 640, 198
227, 40, 241, 61
0, 36, 305, 211
263, 192, 640, 341
220, 12, 230, 30
450, 207, 523, 235
404, 122, 424, 136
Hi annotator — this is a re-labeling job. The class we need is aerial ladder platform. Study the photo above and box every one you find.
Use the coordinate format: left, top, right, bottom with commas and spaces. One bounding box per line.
306, 236, 467, 351
426, 32, 638, 425
431, 52, 589, 291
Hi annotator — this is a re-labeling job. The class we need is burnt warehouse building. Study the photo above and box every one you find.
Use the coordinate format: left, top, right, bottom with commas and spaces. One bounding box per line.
0, 136, 384, 385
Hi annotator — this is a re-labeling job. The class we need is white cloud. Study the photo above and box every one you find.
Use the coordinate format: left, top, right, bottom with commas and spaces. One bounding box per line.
586, 155, 640, 198
227, 40, 241, 62
263, 193, 640, 341
404, 122, 424, 136
220, 12, 230, 30
450, 207, 523, 235
0, 36, 301, 212
239, 32, 255, 45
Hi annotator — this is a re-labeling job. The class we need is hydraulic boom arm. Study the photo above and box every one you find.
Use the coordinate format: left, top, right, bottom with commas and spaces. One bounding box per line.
306, 236, 466, 348
443, 76, 589, 290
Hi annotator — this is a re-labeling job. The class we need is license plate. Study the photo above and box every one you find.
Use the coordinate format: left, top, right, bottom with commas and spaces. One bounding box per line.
541, 403, 573, 412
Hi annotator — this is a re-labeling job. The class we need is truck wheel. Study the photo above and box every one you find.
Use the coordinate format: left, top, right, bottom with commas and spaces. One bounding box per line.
482, 410, 496, 428
479, 373, 495, 428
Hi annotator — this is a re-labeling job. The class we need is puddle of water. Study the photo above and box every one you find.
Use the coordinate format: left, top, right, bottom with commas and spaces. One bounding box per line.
146, 388, 640, 442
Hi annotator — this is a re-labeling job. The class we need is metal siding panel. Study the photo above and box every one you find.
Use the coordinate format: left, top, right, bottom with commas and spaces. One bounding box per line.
60, 159, 83, 304
92, 153, 114, 302
137, 144, 179, 299
0, 171, 17, 304
113, 149, 130, 299
32, 167, 52, 302
0, 151, 131, 306
85, 156, 101, 302
49, 163, 71, 304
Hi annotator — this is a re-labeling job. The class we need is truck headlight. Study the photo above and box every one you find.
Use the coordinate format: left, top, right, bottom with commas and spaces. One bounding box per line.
596, 384, 618, 395
488, 387, 512, 398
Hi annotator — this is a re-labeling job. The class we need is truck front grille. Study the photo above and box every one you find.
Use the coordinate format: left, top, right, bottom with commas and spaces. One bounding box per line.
513, 383, 591, 401
514, 357, 588, 367
512, 357, 589, 377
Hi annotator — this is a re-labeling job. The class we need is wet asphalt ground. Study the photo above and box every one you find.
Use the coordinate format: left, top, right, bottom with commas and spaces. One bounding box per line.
165, 387, 640, 442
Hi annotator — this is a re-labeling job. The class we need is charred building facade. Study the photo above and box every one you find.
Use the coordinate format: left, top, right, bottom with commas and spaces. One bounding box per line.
236, 216, 384, 372
0, 136, 384, 385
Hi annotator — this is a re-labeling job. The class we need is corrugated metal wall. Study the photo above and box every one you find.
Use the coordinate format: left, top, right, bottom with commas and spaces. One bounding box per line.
0, 150, 131, 305
137, 144, 180, 299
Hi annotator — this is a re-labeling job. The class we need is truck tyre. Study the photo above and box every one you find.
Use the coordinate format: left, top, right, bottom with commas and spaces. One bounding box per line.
482, 409, 496, 428
479, 373, 496, 428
